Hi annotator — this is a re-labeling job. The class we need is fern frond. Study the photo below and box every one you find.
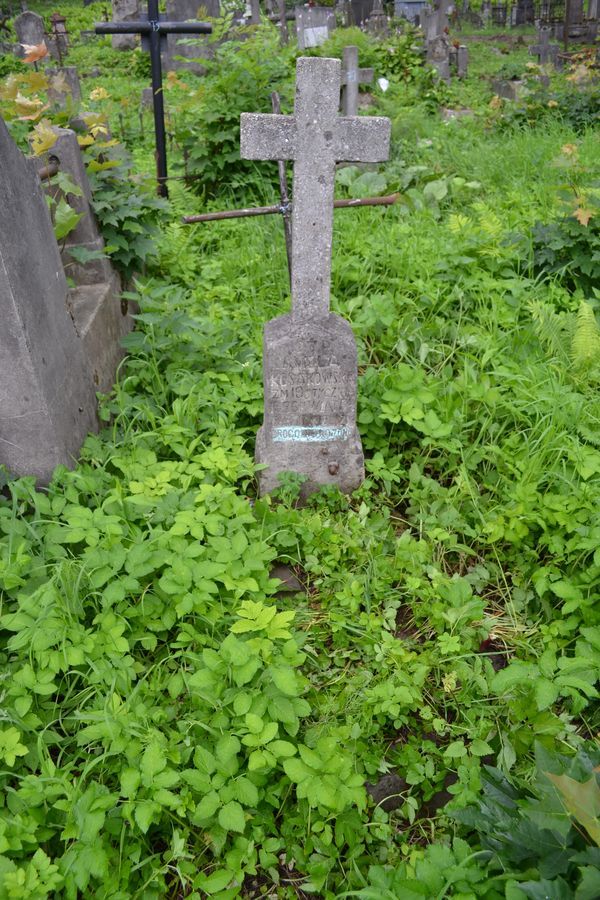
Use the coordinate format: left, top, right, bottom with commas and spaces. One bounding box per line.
571, 300, 600, 370
578, 398, 600, 446
528, 299, 570, 363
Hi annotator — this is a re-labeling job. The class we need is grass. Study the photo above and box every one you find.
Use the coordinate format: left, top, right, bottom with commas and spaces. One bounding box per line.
0, 5, 599, 898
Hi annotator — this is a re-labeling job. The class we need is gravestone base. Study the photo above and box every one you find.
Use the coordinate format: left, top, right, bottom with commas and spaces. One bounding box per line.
63, 238, 115, 287
69, 273, 132, 393
257, 312, 365, 498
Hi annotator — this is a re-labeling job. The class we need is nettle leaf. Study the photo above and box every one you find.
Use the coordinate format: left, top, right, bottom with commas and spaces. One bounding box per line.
195, 790, 220, 820
231, 776, 259, 807
120, 767, 141, 798
271, 666, 299, 697
134, 799, 160, 834
141, 741, 167, 785
218, 800, 246, 833
195, 869, 235, 894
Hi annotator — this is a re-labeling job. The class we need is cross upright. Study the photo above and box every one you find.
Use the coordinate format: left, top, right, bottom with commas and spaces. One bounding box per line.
240, 57, 390, 320
530, 26, 559, 66
340, 45, 374, 117
240, 57, 390, 498
95, 0, 211, 196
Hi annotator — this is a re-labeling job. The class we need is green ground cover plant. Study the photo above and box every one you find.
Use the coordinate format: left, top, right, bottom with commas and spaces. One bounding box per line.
0, 4, 599, 897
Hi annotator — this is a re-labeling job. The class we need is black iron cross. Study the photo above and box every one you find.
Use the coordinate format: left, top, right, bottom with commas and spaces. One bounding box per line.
95, 0, 211, 197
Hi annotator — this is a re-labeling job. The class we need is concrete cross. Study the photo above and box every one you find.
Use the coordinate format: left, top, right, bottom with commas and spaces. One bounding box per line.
530, 25, 550, 61
529, 25, 559, 67
240, 57, 390, 319
341, 45, 374, 117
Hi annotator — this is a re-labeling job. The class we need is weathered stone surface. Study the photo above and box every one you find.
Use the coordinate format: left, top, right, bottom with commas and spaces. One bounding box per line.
340, 45, 373, 117
0, 117, 97, 484
46, 67, 81, 110
111, 0, 140, 50
241, 58, 390, 497
164, 0, 219, 73
394, 0, 427, 23
35, 127, 132, 393
491, 77, 525, 100
141, 86, 154, 108
457, 45, 468, 78
270, 563, 305, 593
256, 314, 365, 496
427, 34, 451, 82
14, 11, 47, 58
295, 6, 335, 49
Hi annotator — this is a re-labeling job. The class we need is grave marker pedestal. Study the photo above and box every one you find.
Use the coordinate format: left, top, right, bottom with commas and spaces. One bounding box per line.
241, 57, 390, 497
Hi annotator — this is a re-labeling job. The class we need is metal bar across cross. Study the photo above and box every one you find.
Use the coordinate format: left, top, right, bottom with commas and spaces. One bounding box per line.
240, 58, 390, 319
95, 0, 211, 197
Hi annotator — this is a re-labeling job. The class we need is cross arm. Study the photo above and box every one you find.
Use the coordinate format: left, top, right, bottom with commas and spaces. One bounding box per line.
335, 117, 391, 163
95, 20, 212, 34
341, 68, 374, 85
240, 113, 297, 161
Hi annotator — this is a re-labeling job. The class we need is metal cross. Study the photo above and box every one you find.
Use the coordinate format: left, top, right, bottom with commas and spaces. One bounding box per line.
239, 57, 390, 319
95, 0, 211, 196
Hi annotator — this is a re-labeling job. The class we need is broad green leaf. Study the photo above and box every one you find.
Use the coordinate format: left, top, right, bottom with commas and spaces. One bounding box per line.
141, 741, 166, 784
53, 197, 83, 241
134, 800, 158, 834
121, 767, 141, 798
271, 666, 299, 697
195, 869, 234, 894
535, 678, 559, 711
546, 773, 600, 845
218, 800, 246, 833
195, 790, 220, 819
444, 741, 467, 759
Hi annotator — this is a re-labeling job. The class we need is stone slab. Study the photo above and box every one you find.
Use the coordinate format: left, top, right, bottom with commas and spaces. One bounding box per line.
0, 117, 97, 484
256, 313, 364, 497
69, 278, 130, 393
295, 6, 335, 49
164, 0, 220, 73
111, 0, 140, 50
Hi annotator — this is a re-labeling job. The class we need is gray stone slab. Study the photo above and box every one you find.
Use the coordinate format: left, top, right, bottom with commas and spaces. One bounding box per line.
46, 67, 82, 110
295, 6, 335, 49
0, 117, 97, 484
14, 11, 48, 60
241, 57, 390, 497
111, 0, 140, 50
164, 0, 220, 73
34, 126, 132, 390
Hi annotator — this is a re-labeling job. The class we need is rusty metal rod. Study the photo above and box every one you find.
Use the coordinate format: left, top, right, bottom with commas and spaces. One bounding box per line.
38, 159, 60, 180
182, 192, 400, 224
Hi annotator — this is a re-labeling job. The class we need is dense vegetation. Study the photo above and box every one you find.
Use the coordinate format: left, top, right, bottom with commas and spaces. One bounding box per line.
0, 3, 599, 897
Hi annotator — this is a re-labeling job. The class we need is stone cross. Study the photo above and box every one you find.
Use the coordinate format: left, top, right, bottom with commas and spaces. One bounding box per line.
340, 45, 373, 117
240, 57, 390, 497
530, 26, 560, 67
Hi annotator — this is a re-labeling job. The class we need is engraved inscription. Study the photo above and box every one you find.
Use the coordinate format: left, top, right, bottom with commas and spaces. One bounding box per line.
273, 425, 351, 443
